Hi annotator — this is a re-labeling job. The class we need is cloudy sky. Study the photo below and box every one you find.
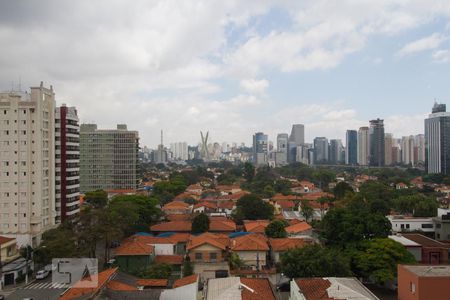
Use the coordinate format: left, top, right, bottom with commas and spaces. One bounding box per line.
1, 0, 450, 147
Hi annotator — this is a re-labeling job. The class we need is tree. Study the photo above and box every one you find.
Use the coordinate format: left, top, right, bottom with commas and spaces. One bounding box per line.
191, 213, 210, 234
351, 238, 416, 284
320, 207, 391, 246
393, 194, 438, 217
281, 244, 352, 279
333, 182, 353, 200
243, 162, 255, 182
229, 252, 244, 270
274, 179, 292, 195
263, 185, 276, 198
265, 220, 287, 238
236, 194, 274, 220
141, 263, 172, 279
84, 190, 108, 208
182, 257, 194, 277
300, 200, 314, 223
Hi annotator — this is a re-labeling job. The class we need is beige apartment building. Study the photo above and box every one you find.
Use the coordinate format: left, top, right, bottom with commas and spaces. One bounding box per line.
0, 82, 56, 247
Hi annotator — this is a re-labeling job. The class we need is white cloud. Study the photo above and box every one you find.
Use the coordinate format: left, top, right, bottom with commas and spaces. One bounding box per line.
397, 33, 447, 57
432, 49, 450, 63
239, 78, 269, 95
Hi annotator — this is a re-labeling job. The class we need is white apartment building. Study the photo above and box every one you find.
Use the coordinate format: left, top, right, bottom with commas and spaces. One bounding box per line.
170, 142, 188, 161
0, 82, 56, 247
357, 126, 369, 166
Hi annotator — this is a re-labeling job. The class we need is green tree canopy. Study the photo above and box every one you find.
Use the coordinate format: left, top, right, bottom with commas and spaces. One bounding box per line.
84, 190, 108, 208
191, 213, 210, 234
182, 257, 194, 277
281, 244, 352, 279
393, 194, 438, 217
141, 263, 172, 279
236, 194, 274, 220
333, 182, 354, 200
351, 238, 416, 284
265, 220, 287, 238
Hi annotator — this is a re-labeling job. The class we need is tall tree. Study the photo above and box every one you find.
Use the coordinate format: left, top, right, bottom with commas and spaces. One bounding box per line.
182, 257, 194, 277
300, 200, 314, 223
191, 213, 210, 234
333, 182, 354, 200
237, 194, 274, 220
265, 220, 287, 238
84, 190, 108, 208
243, 162, 255, 182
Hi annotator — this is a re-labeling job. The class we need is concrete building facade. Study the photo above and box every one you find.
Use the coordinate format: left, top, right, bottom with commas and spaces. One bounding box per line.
357, 126, 369, 166
425, 103, 450, 174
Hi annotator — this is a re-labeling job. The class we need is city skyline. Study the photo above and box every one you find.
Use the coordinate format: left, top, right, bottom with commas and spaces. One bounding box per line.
1, 1, 450, 147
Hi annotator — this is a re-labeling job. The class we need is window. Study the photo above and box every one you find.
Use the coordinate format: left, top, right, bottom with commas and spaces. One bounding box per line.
410, 282, 416, 293
195, 253, 202, 260
406, 224, 410, 229
421, 224, 433, 229
210, 253, 217, 261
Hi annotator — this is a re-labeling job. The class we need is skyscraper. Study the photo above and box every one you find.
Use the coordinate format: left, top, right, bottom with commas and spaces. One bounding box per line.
289, 124, 305, 145
425, 103, 450, 174
313, 137, 329, 164
345, 130, 357, 165
384, 133, 393, 166
329, 139, 343, 164
275, 133, 288, 166
55, 104, 80, 223
253, 132, 268, 166
401, 135, 415, 166
80, 124, 139, 193
357, 127, 369, 166
170, 142, 188, 161
369, 119, 385, 167
415, 134, 425, 166
0, 82, 56, 247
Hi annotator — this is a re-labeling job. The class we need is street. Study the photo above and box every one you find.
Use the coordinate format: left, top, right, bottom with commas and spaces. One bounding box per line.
5, 276, 67, 300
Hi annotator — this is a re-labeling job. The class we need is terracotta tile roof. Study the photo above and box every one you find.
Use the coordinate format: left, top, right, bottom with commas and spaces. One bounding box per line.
174, 192, 197, 201
216, 185, 241, 192
187, 232, 230, 250
285, 222, 312, 234
59, 267, 118, 300
173, 274, 199, 288
210, 217, 236, 232
107, 280, 137, 291
136, 279, 168, 287
243, 220, 270, 233
167, 233, 191, 243
0, 236, 15, 244
276, 200, 295, 209
217, 200, 235, 209
150, 221, 192, 232
162, 201, 190, 210
194, 201, 217, 209
167, 214, 192, 221
402, 233, 450, 248
294, 278, 333, 300
155, 255, 184, 265
272, 194, 298, 201
269, 238, 313, 251
231, 234, 269, 251
301, 192, 332, 201
115, 237, 155, 256
240, 278, 276, 300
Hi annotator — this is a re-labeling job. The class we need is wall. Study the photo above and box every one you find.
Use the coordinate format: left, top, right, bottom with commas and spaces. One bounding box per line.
235, 251, 267, 267
153, 244, 175, 255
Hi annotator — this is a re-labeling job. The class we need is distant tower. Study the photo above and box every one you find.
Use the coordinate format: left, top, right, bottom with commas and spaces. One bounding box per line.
357, 127, 369, 166
425, 103, 450, 174
200, 131, 210, 160
289, 124, 305, 145
369, 119, 385, 167
345, 130, 358, 165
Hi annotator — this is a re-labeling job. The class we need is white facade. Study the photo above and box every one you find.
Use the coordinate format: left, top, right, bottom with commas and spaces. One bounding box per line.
401, 135, 415, 166
170, 142, 188, 161
357, 127, 369, 166
0, 83, 56, 247
388, 215, 435, 233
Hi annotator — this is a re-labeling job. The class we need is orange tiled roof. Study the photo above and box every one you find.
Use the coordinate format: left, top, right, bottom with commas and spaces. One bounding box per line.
115, 238, 154, 256
276, 200, 295, 209
272, 194, 298, 201
301, 192, 332, 201
243, 220, 270, 233
0, 236, 15, 244
150, 221, 192, 232
241, 278, 276, 300
155, 255, 184, 265
186, 183, 203, 191
136, 279, 168, 287
173, 274, 199, 288
194, 201, 217, 209
107, 280, 137, 291
162, 201, 190, 210
187, 232, 230, 250
59, 268, 118, 300
217, 201, 235, 209
269, 238, 312, 252
231, 234, 269, 251
167, 233, 191, 243
285, 222, 312, 234
210, 217, 236, 232
167, 214, 192, 221
307, 201, 329, 210
295, 278, 333, 300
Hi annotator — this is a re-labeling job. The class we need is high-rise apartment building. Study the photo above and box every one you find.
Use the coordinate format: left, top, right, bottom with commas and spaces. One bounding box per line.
384, 133, 393, 166
55, 105, 80, 223
345, 130, 358, 165
313, 137, 329, 164
289, 124, 305, 145
0, 83, 56, 247
170, 142, 188, 161
252, 132, 268, 166
369, 119, 385, 167
80, 124, 139, 193
329, 139, 343, 164
401, 135, 415, 166
275, 133, 288, 166
425, 103, 450, 174
296, 144, 312, 165
357, 127, 369, 166
415, 134, 425, 166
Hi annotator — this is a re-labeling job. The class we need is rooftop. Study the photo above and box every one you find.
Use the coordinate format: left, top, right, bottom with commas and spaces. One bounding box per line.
403, 265, 450, 277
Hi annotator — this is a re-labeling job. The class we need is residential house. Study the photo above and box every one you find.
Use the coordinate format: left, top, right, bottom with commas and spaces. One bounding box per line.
388, 235, 422, 262
155, 255, 184, 276
243, 220, 270, 234
398, 265, 450, 300
396, 182, 409, 190
136, 279, 168, 289
161, 274, 199, 300
285, 222, 312, 237
0, 236, 24, 287
209, 217, 237, 233
275, 200, 295, 213
151, 221, 192, 233
290, 277, 379, 300
193, 201, 217, 214
162, 201, 192, 215
216, 185, 242, 195
388, 215, 435, 235
269, 238, 314, 264
114, 236, 155, 273
186, 183, 203, 196
206, 277, 276, 300
231, 234, 269, 269
402, 233, 450, 264
433, 212, 450, 241
217, 200, 236, 216
187, 232, 229, 264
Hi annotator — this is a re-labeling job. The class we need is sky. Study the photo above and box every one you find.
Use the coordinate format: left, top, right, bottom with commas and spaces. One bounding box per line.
1, 0, 450, 148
